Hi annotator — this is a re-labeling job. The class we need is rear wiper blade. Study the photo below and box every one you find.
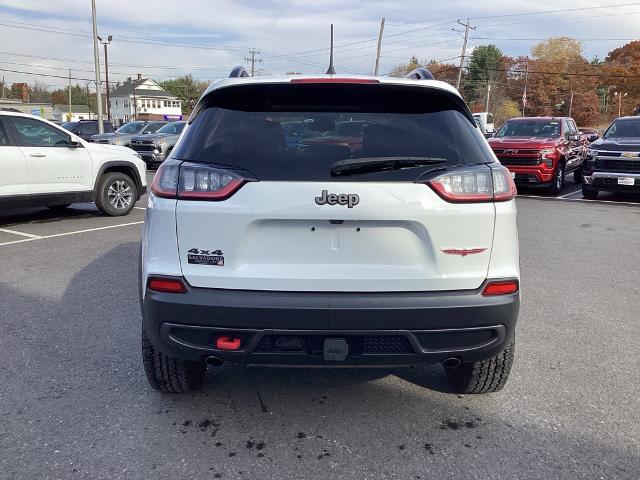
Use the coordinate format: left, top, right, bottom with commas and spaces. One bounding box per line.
331, 156, 447, 176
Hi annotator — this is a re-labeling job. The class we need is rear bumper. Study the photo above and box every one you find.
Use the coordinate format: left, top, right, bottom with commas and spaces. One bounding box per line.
142, 280, 520, 365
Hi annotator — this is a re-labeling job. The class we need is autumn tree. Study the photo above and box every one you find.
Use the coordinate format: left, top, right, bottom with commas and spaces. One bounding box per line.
524, 37, 598, 125
603, 41, 640, 117
388, 56, 419, 77
426, 60, 459, 86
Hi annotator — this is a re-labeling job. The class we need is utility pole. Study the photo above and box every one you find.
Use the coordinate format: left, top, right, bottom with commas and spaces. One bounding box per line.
485, 82, 491, 112
68, 69, 72, 122
98, 35, 112, 122
568, 91, 574, 117
91, 0, 104, 133
245, 49, 262, 77
522, 57, 528, 116
86, 83, 91, 118
1, 75, 5, 98
455, 19, 475, 91
374, 17, 385, 76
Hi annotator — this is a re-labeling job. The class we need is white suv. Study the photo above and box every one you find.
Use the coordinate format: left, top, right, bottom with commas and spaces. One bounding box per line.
140, 71, 520, 394
0, 110, 147, 216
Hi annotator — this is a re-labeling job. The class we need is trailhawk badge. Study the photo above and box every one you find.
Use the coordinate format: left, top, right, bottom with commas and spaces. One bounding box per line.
315, 190, 359, 208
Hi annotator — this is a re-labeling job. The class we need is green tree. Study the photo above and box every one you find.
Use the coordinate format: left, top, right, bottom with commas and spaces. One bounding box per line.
159, 74, 209, 114
464, 45, 503, 104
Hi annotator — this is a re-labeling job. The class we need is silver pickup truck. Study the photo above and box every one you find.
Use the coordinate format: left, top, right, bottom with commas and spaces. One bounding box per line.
127, 121, 186, 167
90, 121, 167, 146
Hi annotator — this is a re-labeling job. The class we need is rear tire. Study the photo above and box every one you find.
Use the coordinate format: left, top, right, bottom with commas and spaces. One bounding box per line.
548, 163, 565, 195
573, 167, 583, 184
95, 172, 137, 216
582, 185, 599, 200
142, 326, 206, 393
445, 339, 515, 394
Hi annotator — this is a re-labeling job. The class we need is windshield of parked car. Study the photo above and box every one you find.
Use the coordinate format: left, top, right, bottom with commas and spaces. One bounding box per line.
603, 119, 640, 139
61, 121, 78, 130
495, 120, 561, 138
143, 122, 167, 134
156, 122, 185, 135
173, 83, 494, 182
116, 122, 143, 134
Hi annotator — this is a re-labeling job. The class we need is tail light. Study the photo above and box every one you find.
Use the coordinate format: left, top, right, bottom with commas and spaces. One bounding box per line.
427, 165, 516, 203
151, 160, 253, 201
147, 276, 187, 293
482, 280, 519, 296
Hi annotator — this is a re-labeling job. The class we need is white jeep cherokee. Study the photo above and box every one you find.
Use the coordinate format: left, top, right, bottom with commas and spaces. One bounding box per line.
0, 110, 147, 216
140, 70, 520, 394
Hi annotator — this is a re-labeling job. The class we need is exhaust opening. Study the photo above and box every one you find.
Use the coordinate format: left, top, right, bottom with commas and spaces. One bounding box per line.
442, 357, 462, 369
205, 356, 224, 367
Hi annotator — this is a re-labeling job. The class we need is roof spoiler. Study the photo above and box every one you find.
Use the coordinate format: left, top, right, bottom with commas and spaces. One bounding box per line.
229, 66, 250, 78
405, 67, 434, 80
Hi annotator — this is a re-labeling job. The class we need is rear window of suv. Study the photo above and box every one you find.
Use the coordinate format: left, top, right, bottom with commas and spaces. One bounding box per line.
173, 83, 494, 182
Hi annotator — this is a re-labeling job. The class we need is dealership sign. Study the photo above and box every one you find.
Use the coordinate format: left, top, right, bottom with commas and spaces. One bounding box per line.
163, 114, 183, 121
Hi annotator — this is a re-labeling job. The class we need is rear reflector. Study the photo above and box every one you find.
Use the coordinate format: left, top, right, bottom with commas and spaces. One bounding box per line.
147, 277, 187, 293
216, 335, 241, 350
482, 280, 519, 296
290, 78, 380, 84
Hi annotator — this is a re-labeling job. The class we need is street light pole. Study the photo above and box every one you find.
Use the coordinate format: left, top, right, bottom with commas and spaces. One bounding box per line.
91, 0, 104, 134
98, 35, 112, 122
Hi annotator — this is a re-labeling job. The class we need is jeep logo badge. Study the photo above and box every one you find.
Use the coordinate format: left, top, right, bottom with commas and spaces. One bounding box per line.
315, 190, 360, 208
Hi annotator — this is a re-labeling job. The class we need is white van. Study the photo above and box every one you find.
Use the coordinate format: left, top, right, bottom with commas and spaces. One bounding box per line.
473, 112, 495, 134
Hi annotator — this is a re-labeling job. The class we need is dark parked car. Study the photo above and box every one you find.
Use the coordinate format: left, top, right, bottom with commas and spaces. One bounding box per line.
128, 121, 186, 168
578, 127, 599, 143
582, 116, 640, 199
60, 120, 114, 141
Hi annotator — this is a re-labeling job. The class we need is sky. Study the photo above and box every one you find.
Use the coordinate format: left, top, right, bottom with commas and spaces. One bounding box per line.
0, 0, 638, 91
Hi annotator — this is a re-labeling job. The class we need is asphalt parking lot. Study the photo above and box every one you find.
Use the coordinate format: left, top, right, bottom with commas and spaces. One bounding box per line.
1, 171, 639, 479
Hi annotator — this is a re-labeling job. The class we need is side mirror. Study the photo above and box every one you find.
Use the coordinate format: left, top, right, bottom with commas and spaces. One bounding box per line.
69, 137, 81, 148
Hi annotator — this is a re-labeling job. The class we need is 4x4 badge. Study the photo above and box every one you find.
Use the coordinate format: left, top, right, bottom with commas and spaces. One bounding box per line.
315, 190, 359, 208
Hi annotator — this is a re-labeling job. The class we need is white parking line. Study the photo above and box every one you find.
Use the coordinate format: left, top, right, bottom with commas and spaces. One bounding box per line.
133, 206, 146, 210
0, 227, 42, 239
0, 221, 144, 247
517, 194, 640, 206
557, 190, 581, 199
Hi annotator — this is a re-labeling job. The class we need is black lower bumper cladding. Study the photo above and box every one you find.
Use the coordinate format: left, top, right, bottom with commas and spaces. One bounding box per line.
142, 280, 519, 365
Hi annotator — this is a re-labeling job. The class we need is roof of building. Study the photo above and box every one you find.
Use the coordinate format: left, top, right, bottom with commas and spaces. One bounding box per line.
110, 78, 178, 99
53, 104, 92, 113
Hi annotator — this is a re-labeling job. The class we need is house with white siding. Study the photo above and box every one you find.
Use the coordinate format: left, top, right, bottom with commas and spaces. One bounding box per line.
109, 76, 182, 125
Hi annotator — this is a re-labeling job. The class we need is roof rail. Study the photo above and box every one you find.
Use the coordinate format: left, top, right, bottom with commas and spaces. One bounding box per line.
229, 66, 250, 78
405, 67, 434, 80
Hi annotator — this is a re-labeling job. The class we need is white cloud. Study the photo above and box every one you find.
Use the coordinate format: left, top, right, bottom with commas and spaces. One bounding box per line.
0, 0, 638, 90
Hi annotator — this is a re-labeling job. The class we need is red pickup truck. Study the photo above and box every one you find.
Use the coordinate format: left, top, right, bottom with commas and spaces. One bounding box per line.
487, 117, 585, 194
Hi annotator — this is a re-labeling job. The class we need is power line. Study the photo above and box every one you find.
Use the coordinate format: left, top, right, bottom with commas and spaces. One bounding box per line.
476, 9, 640, 27
468, 2, 640, 20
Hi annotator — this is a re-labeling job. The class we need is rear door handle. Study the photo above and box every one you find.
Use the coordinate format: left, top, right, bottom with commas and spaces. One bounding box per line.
29, 152, 46, 158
